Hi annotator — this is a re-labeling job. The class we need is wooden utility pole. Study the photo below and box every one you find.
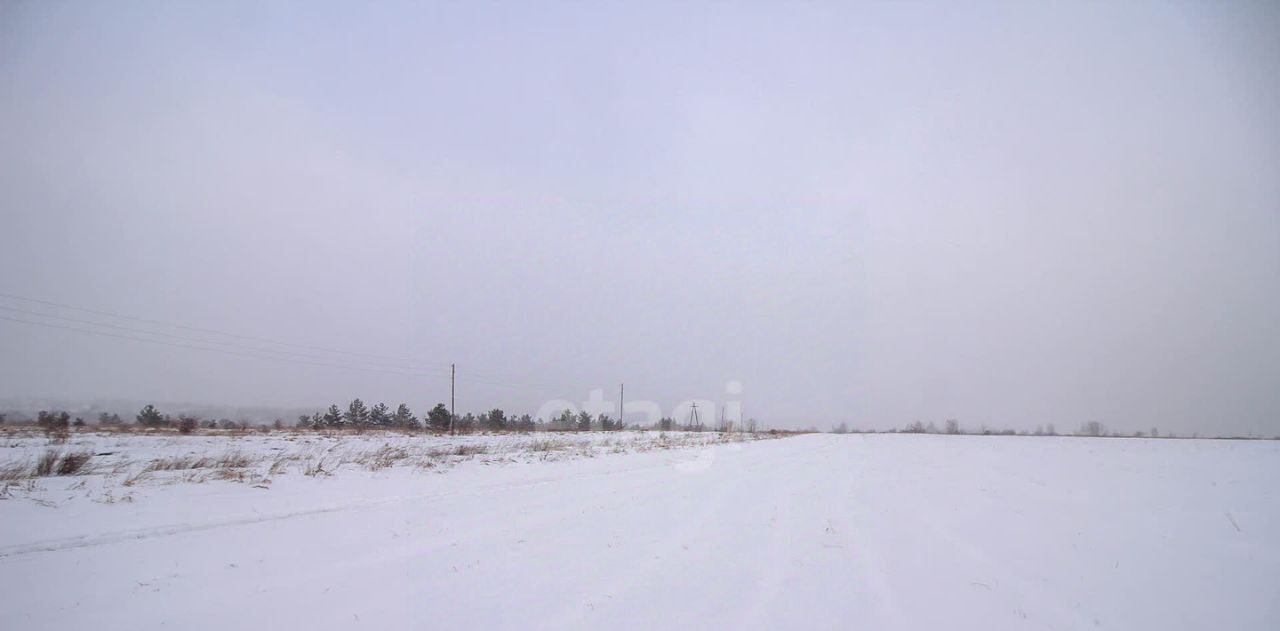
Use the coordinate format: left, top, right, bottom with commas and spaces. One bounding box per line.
450, 363, 456, 436
618, 383, 624, 430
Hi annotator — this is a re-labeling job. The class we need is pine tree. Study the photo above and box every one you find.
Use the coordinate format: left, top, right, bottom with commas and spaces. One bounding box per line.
38, 410, 71, 428
516, 414, 535, 431
457, 413, 476, 433
392, 403, 418, 429
136, 404, 164, 428
344, 398, 371, 430
485, 408, 506, 431
427, 403, 451, 432
576, 410, 592, 431
369, 402, 391, 428
322, 404, 343, 428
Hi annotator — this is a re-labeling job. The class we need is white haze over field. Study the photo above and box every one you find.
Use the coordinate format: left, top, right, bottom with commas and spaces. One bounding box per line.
1, 2, 1277, 435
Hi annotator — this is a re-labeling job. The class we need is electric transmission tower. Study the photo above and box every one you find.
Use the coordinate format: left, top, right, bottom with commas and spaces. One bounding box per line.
687, 402, 701, 432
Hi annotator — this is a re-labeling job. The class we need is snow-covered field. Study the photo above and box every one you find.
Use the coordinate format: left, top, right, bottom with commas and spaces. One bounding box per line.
1, 432, 1277, 630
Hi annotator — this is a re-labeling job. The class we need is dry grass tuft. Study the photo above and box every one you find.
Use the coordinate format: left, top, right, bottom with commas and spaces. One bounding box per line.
146, 455, 214, 471
35, 449, 60, 476
452, 443, 488, 457
216, 452, 251, 469
304, 457, 330, 477
55, 451, 93, 475
366, 445, 410, 471
145, 451, 252, 473
21, 450, 95, 477
0, 460, 32, 481
123, 469, 151, 487
268, 455, 291, 475
211, 468, 247, 481
426, 443, 491, 458
527, 439, 563, 453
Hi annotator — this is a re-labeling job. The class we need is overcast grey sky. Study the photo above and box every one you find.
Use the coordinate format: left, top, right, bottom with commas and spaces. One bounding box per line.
1, 1, 1277, 434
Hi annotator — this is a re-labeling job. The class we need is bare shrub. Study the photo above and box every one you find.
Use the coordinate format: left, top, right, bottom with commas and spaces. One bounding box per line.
38, 411, 71, 444
177, 415, 199, 434
1076, 421, 1108, 437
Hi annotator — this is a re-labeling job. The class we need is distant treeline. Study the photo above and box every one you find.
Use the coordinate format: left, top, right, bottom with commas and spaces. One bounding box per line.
2, 401, 761, 435
297, 401, 639, 432
829, 419, 1279, 440
15, 406, 1268, 440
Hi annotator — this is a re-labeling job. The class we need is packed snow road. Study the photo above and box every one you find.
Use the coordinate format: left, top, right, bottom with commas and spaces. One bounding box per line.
2, 433, 1277, 630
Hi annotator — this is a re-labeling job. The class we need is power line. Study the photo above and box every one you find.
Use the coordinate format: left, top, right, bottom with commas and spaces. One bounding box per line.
0, 304, 455, 376
0, 314, 447, 379
0, 292, 602, 391
463, 373, 603, 393
0, 291, 622, 397
0, 309, 604, 394
0, 291, 451, 371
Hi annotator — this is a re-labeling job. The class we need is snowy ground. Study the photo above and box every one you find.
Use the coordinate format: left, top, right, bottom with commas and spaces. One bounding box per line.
1, 432, 1277, 630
